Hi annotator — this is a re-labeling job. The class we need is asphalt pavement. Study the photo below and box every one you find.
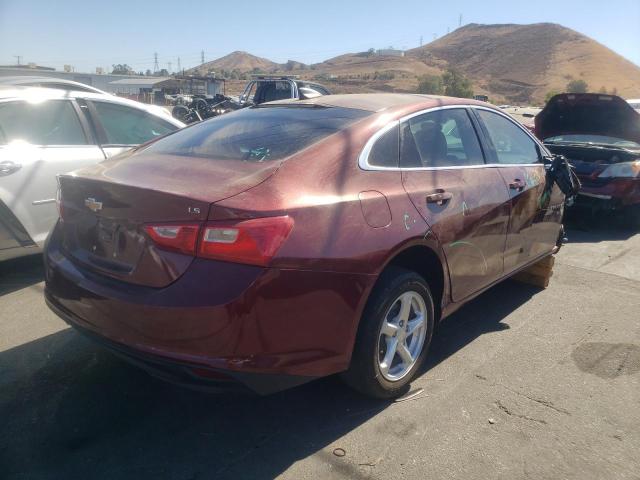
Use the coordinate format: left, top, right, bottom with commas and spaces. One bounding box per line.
1, 218, 639, 480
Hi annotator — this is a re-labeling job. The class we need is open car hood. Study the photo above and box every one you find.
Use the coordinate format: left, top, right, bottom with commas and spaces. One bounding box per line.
535, 93, 640, 144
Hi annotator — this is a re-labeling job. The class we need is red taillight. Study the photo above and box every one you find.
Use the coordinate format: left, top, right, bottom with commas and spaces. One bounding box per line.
198, 216, 294, 266
144, 224, 200, 255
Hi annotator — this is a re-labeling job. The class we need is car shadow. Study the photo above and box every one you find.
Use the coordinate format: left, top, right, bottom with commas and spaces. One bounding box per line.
564, 210, 637, 242
0, 279, 539, 480
0, 254, 44, 297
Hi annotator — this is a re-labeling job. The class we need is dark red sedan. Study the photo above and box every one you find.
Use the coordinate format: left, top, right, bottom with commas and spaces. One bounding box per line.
44, 94, 565, 398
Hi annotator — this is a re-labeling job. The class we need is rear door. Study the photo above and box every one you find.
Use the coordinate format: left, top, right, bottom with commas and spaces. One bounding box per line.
399, 107, 511, 301
85, 99, 178, 158
473, 108, 561, 272
0, 99, 105, 246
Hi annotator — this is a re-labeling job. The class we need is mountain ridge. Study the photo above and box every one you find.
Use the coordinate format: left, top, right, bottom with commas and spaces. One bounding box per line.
189, 23, 640, 104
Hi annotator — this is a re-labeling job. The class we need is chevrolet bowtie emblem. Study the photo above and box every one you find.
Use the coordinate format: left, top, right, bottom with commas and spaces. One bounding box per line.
84, 197, 103, 212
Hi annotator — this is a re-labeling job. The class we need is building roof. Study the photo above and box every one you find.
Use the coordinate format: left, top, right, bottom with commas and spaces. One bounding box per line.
108, 77, 173, 86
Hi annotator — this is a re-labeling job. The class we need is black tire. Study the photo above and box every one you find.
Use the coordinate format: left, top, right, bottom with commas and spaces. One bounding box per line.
342, 267, 435, 399
172, 105, 190, 121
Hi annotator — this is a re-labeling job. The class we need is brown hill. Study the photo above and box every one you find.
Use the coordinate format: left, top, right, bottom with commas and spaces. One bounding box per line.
407, 23, 640, 103
187, 51, 279, 75
192, 24, 640, 104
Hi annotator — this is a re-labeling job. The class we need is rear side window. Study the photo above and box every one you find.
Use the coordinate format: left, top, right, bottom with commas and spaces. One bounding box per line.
91, 101, 176, 145
477, 110, 540, 164
256, 81, 293, 103
0, 100, 87, 145
146, 106, 370, 162
368, 124, 399, 167
400, 108, 484, 168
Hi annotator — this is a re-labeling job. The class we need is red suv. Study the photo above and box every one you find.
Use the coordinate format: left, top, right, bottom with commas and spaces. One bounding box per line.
45, 94, 564, 398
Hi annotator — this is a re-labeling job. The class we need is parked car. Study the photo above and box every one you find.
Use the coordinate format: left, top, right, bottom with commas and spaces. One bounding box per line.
627, 98, 640, 111
238, 76, 330, 105
172, 76, 332, 124
44, 94, 564, 398
501, 106, 541, 132
0, 86, 184, 261
536, 93, 640, 227
0, 75, 108, 94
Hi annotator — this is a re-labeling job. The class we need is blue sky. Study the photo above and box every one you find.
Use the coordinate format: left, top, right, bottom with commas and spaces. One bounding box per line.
1, 0, 639, 73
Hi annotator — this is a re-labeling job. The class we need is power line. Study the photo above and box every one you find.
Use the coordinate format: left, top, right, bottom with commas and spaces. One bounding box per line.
13, 55, 22, 65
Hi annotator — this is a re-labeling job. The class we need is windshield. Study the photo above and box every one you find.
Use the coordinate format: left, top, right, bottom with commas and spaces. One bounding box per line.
544, 134, 640, 148
145, 105, 369, 161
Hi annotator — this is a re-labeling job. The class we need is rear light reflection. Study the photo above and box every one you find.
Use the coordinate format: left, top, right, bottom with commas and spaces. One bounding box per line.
199, 216, 294, 267
145, 216, 293, 267
144, 224, 200, 255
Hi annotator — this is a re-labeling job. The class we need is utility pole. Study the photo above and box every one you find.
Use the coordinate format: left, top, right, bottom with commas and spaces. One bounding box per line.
13, 55, 22, 65
420, 35, 423, 47
177, 57, 181, 72
459, 13, 463, 27
153, 52, 159, 73
447, 27, 450, 34
201, 50, 205, 64
168, 62, 172, 73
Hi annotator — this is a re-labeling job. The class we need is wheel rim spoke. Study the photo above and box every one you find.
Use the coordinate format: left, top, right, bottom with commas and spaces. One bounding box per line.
397, 343, 414, 365
406, 314, 424, 336
381, 321, 399, 338
380, 337, 399, 375
397, 293, 412, 323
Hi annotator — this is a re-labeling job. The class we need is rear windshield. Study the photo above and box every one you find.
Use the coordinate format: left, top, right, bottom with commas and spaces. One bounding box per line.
145, 105, 370, 161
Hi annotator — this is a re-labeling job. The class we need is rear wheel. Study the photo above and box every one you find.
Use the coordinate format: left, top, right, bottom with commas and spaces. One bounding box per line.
342, 267, 435, 398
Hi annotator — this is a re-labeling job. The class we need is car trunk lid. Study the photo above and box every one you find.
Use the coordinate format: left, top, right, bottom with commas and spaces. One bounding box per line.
58, 153, 278, 287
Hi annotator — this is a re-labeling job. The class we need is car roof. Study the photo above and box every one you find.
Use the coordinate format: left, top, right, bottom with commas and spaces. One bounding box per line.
0, 85, 184, 127
268, 93, 492, 113
0, 75, 107, 93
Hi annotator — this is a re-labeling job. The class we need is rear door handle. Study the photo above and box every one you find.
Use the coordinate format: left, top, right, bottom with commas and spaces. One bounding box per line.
426, 190, 453, 206
0, 161, 22, 176
509, 179, 526, 191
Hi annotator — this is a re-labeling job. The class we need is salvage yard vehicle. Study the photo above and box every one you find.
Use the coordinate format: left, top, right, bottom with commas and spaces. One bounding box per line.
0, 87, 184, 261
238, 76, 330, 105
536, 93, 640, 227
173, 76, 332, 124
45, 93, 565, 398
502, 106, 541, 132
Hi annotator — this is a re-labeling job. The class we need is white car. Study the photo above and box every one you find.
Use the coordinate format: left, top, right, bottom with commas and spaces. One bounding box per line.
0, 87, 184, 261
627, 98, 640, 111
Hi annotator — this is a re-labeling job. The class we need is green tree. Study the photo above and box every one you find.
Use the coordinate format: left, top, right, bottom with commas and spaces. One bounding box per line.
442, 68, 473, 98
545, 90, 560, 103
111, 64, 133, 75
417, 74, 444, 94
566, 79, 588, 93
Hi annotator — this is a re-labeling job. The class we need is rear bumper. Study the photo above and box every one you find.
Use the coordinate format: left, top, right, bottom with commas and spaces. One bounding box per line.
46, 295, 312, 394
44, 225, 376, 394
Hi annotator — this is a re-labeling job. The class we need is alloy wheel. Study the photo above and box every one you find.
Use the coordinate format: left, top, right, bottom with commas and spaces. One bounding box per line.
377, 291, 428, 382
